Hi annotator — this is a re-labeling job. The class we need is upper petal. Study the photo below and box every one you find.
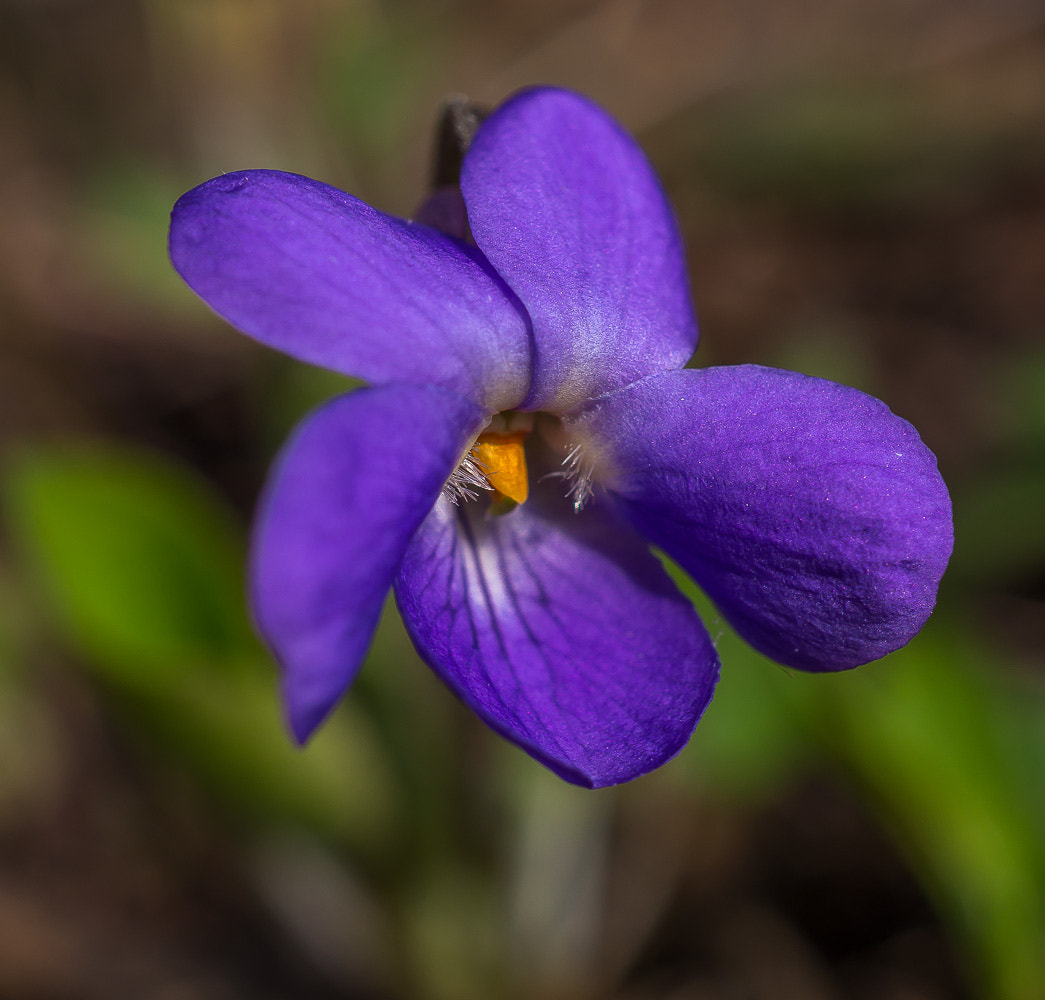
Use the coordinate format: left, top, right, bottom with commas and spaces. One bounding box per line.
170, 169, 531, 411
251, 382, 487, 743
571, 366, 954, 671
461, 88, 697, 414
393, 483, 719, 788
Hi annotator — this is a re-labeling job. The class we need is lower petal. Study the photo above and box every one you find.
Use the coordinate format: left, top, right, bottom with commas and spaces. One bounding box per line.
393, 484, 719, 788
251, 383, 487, 742
572, 366, 953, 671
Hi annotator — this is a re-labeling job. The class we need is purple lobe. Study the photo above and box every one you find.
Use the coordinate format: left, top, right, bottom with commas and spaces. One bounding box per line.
394, 480, 720, 788
461, 88, 697, 414
573, 366, 953, 671
170, 169, 531, 411
251, 383, 487, 742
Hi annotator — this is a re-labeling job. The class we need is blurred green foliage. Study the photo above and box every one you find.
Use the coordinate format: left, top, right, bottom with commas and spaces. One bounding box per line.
682, 578, 1045, 1000
5, 430, 1044, 998
4, 448, 399, 851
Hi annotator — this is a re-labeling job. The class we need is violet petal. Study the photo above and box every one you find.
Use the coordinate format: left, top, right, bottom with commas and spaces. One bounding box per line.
252, 383, 487, 742
170, 169, 531, 411
461, 88, 697, 414
393, 483, 719, 788
572, 366, 954, 671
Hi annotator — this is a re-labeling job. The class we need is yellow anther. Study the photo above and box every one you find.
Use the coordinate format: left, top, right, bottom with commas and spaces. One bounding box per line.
472, 432, 529, 505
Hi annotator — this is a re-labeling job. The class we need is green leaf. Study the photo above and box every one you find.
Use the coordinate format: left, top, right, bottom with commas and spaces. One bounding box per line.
4, 446, 256, 686
824, 627, 1045, 1000
3, 445, 401, 849
152, 673, 400, 847
659, 554, 812, 800
660, 547, 1045, 998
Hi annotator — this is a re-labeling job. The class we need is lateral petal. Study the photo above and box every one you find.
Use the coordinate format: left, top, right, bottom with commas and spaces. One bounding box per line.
572, 366, 954, 671
461, 88, 697, 413
251, 383, 487, 742
394, 485, 719, 788
170, 169, 531, 411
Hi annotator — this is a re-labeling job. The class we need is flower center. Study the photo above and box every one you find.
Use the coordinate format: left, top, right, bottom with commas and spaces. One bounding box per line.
472, 431, 529, 504
443, 410, 594, 513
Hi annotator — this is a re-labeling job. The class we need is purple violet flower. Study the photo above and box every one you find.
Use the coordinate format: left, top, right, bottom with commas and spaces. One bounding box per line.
169, 87, 953, 788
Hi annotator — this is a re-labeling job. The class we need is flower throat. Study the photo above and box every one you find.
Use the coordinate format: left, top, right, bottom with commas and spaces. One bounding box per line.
444, 411, 593, 512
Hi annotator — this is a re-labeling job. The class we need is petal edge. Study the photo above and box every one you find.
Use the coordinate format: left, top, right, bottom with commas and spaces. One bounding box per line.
395, 480, 719, 787
251, 383, 487, 741
171, 169, 531, 410
572, 366, 953, 672
462, 88, 697, 413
